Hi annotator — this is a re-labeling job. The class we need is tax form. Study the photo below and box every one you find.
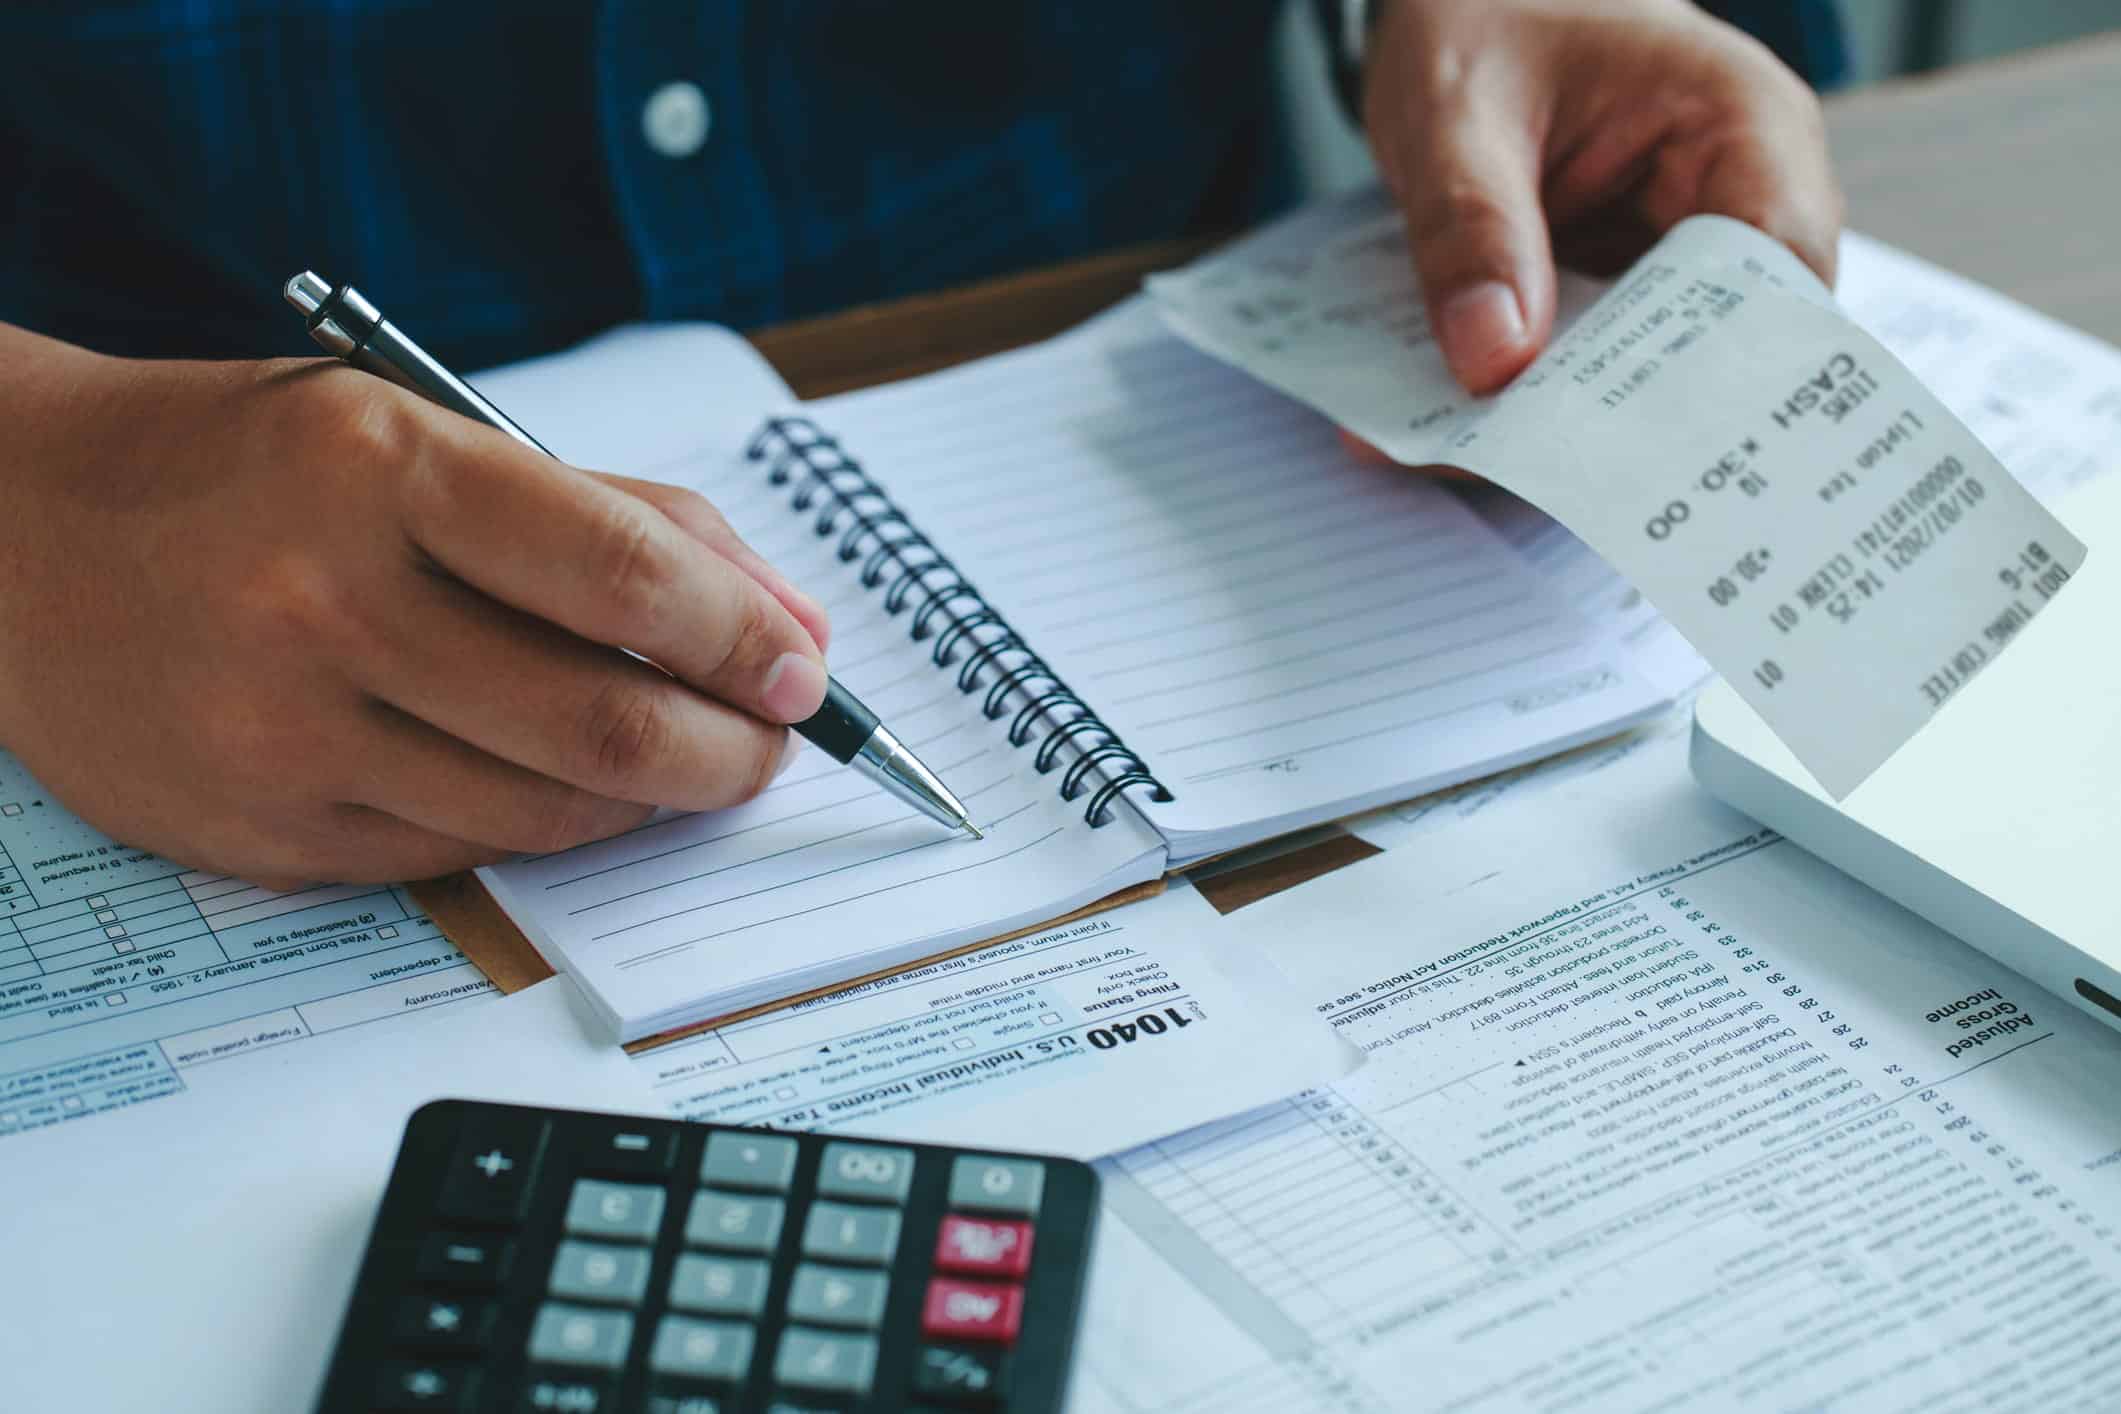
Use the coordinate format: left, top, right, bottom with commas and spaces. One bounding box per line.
628, 883, 1360, 1158
1066, 730, 2121, 1413
0, 746, 492, 1141
1149, 191, 2088, 797
0, 976, 658, 1413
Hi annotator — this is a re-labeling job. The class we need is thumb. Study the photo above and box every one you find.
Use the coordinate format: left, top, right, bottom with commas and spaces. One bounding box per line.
1395, 98, 1556, 396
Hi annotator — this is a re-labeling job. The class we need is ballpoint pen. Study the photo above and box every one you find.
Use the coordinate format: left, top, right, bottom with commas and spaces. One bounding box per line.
282, 271, 982, 841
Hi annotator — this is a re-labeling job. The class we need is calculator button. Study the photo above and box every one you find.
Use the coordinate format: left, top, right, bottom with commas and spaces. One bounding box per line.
786, 1263, 890, 1328
416, 1231, 514, 1288
685, 1191, 786, 1253
921, 1278, 1024, 1344
800, 1201, 901, 1265
645, 1392, 733, 1414
375, 1360, 480, 1410
947, 1156, 1044, 1216
933, 1216, 1034, 1277
773, 1326, 879, 1395
549, 1240, 653, 1304
700, 1131, 800, 1191
564, 1179, 666, 1243
528, 1303, 635, 1370
647, 1315, 755, 1382
668, 1253, 772, 1316
912, 1344, 1010, 1404
578, 1123, 679, 1178
437, 1115, 548, 1224
394, 1294, 495, 1352
516, 1372, 619, 1413
814, 1141, 915, 1203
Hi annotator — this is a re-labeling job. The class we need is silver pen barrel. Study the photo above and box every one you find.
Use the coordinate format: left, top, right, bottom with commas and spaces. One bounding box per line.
847, 725, 982, 839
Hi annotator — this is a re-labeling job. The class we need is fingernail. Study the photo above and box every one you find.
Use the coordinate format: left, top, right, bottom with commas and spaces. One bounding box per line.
1437, 281, 1527, 379
760, 652, 828, 723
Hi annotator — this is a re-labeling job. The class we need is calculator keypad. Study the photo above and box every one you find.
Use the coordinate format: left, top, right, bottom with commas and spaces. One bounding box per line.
699, 1131, 799, 1191
800, 1200, 902, 1264
566, 1180, 667, 1243
686, 1191, 786, 1253
549, 1241, 653, 1304
786, 1263, 890, 1328
320, 1102, 1095, 1413
667, 1254, 771, 1316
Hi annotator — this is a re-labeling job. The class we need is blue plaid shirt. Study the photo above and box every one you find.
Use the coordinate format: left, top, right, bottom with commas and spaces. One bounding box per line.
2, 2, 1842, 370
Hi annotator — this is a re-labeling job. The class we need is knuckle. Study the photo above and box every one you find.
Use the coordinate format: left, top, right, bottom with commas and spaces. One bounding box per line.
578, 678, 674, 788
707, 587, 777, 683
311, 373, 419, 468
594, 505, 675, 638
236, 551, 355, 654
1409, 179, 1513, 253
523, 788, 635, 855
729, 730, 787, 808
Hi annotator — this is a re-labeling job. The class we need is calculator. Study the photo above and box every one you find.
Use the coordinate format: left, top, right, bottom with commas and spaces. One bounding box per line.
315, 1099, 1100, 1413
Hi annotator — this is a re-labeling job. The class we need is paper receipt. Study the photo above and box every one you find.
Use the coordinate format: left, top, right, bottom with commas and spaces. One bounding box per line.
1149, 195, 2086, 797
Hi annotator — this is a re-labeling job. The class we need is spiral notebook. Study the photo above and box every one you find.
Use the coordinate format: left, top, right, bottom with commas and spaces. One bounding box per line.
476, 305, 1669, 1043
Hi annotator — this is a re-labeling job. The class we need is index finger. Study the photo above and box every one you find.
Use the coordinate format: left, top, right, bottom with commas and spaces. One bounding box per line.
397, 422, 830, 725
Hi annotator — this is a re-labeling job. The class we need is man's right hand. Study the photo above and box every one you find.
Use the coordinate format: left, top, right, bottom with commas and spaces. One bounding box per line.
0, 325, 833, 887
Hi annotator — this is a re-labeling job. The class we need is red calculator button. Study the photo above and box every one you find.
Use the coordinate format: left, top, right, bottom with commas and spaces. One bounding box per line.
921, 1278, 1024, 1344
933, 1216, 1035, 1277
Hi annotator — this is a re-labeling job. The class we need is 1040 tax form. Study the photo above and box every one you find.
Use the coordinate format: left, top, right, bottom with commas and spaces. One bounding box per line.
1066, 731, 2121, 1414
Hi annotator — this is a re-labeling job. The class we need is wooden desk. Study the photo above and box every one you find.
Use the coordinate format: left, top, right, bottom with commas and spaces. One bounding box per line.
1828, 33, 2121, 342
415, 34, 2121, 995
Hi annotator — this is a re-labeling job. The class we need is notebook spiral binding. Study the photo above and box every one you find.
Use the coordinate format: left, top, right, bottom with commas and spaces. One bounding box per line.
746, 415, 1174, 828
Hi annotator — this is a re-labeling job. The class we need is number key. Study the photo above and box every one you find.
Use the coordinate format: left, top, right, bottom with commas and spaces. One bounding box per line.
814, 1142, 914, 1203
800, 1201, 901, 1265
685, 1191, 786, 1254
564, 1180, 665, 1243
947, 1156, 1044, 1216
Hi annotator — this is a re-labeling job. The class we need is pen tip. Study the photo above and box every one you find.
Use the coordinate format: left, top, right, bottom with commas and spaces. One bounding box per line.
962, 820, 985, 842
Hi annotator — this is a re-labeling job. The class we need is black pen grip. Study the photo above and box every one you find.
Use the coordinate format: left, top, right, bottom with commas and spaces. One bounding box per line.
793, 676, 879, 764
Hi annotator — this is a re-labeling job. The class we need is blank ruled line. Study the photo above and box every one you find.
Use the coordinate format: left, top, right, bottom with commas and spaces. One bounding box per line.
542, 745, 996, 891
1065, 548, 1494, 666
584, 770, 1024, 931
1178, 653, 1600, 781
1134, 615, 1560, 735
1033, 538, 1434, 641
1039, 551, 1459, 657
1094, 576, 1518, 699
609, 805, 1056, 968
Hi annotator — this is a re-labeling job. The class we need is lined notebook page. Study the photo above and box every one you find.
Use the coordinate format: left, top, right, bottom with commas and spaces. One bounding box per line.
473, 328, 1165, 1040
816, 300, 1667, 858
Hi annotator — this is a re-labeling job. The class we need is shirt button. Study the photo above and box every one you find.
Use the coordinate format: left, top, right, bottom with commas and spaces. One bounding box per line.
641, 81, 711, 159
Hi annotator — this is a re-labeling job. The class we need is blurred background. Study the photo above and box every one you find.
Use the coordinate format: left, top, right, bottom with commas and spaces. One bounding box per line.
1279, 0, 2121, 195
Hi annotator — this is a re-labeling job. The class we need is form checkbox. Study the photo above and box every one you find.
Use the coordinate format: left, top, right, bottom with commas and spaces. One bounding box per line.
774, 1087, 797, 1101
112, 941, 134, 955
104, 925, 127, 939
1039, 1013, 1062, 1025
952, 1037, 975, 1050
86, 895, 108, 909
0, 1111, 16, 1128
95, 910, 116, 924
62, 1095, 84, 1111
105, 992, 127, 1007
1, 803, 20, 817
376, 925, 399, 940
